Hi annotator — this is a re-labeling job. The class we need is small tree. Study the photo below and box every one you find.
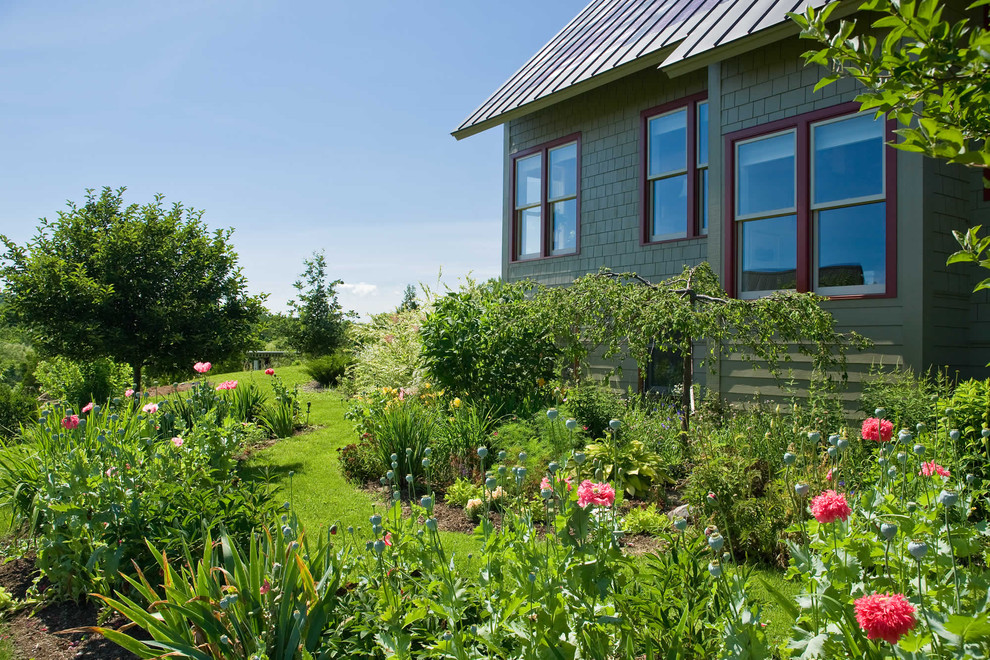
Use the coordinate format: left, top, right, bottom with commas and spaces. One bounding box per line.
0, 187, 264, 391
524, 265, 869, 432
287, 251, 348, 357
399, 284, 419, 312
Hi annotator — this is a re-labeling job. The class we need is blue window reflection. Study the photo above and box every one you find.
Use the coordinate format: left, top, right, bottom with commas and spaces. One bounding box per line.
817, 202, 885, 289
740, 215, 797, 293
697, 101, 709, 167
813, 114, 884, 205
549, 143, 577, 201
737, 132, 795, 217
699, 168, 709, 233
649, 110, 687, 177
652, 175, 688, 240
515, 154, 542, 208
552, 199, 577, 253
518, 208, 541, 257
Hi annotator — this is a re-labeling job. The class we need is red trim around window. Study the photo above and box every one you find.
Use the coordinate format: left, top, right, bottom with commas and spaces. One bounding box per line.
509, 133, 582, 262
640, 92, 708, 245
723, 101, 898, 300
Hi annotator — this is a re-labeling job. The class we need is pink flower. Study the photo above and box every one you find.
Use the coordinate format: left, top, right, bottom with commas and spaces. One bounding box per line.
919, 461, 950, 478
707, 491, 717, 500
194, 361, 212, 374
540, 476, 573, 491
61, 415, 80, 430
105, 467, 117, 478
854, 593, 917, 644
810, 489, 852, 524
260, 579, 271, 595
383, 532, 392, 547
577, 480, 615, 508
171, 437, 184, 448
124, 389, 134, 398
862, 417, 893, 442
826, 468, 833, 481
215, 380, 238, 391
142, 402, 158, 414
264, 368, 275, 375
81, 402, 94, 414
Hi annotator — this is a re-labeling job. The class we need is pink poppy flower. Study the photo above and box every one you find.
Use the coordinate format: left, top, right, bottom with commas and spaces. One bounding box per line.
384, 532, 392, 547
862, 417, 893, 442
577, 480, 615, 508
105, 467, 117, 478
919, 461, 950, 478
854, 593, 916, 644
125, 389, 134, 398
540, 476, 573, 491
171, 437, 184, 448
61, 414, 80, 430
810, 489, 852, 524
264, 368, 275, 375
194, 362, 212, 374
826, 468, 833, 481
260, 579, 271, 595
215, 380, 238, 391
81, 402, 94, 414
142, 402, 158, 414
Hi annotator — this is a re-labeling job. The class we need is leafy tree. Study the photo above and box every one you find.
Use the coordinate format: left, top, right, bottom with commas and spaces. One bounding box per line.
399, 283, 419, 312
0, 187, 264, 391
287, 251, 348, 357
521, 265, 869, 431
790, 0, 990, 285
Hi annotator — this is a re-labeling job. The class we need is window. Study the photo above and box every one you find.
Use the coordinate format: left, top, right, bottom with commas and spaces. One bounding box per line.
511, 135, 580, 260
727, 104, 895, 299
642, 94, 708, 243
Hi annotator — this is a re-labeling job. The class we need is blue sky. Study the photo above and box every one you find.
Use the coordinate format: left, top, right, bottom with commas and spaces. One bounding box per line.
0, 1, 585, 317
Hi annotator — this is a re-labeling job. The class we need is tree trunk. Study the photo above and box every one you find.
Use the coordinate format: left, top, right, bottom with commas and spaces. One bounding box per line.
681, 342, 693, 433
132, 363, 142, 394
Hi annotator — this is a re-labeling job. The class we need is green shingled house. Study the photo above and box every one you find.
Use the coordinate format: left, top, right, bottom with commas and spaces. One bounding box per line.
454, 0, 990, 403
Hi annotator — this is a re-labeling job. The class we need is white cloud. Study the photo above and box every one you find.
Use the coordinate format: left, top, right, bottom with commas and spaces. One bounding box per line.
339, 282, 378, 297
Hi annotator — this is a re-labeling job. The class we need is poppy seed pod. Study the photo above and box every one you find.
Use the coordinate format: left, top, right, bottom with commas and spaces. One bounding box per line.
795, 483, 810, 497
674, 518, 688, 531
574, 452, 586, 464
420, 496, 433, 508
565, 418, 577, 430
983, 428, 990, 439
609, 419, 621, 430
916, 422, 926, 432
896, 452, 907, 464
828, 434, 840, 446
827, 447, 837, 459
425, 518, 438, 531
387, 471, 394, 480
950, 429, 961, 442
547, 408, 559, 420
887, 467, 898, 479
708, 562, 722, 577
391, 453, 398, 462
938, 490, 958, 507
783, 452, 796, 465
548, 461, 560, 473
808, 431, 821, 443
518, 451, 528, 462
880, 522, 897, 540
424, 447, 432, 457
913, 444, 925, 456
875, 407, 886, 418
907, 540, 928, 560
370, 514, 382, 526
422, 458, 430, 468
405, 474, 413, 483
837, 437, 849, 450
708, 535, 724, 552
498, 466, 507, 475
373, 540, 386, 554
486, 477, 497, 490
498, 450, 507, 461
966, 473, 975, 485
477, 446, 488, 459
541, 488, 553, 499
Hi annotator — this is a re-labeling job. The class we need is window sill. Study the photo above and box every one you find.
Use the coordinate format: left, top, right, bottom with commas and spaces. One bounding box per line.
641, 234, 708, 247
510, 250, 579, 264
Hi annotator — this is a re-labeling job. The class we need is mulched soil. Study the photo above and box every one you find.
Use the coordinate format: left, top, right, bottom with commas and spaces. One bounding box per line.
0, 554, 136, 660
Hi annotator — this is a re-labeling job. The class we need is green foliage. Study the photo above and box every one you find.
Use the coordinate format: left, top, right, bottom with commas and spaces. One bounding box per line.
584, 435, 669, 499
622, 504, 671, 536
0, 383, 36, 439
337, 439, 384, 484
345, 308, 427, 394
0, 187, 265, 390
0, 338, 34, 387
287, 250, 348, 357
859, 364, 942, 430
371, 399, 435, 493
229, 382, 268, 423
792, 0, 990, 169
944, 379, 990, 481
443, 477, 483, 508
399, 283, 419, 312
257, 374, 301, 438
33, 355, 131, 409
305, 351, 352, 387
565, 382, 625, 438
420, 278, 559, 414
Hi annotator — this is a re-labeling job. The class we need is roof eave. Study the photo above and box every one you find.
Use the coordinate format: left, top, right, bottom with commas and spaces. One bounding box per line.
451, 45, 676, 140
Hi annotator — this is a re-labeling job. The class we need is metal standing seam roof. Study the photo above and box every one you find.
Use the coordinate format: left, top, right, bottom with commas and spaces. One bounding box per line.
452, 0, 730, 140
453, 0, 838, 140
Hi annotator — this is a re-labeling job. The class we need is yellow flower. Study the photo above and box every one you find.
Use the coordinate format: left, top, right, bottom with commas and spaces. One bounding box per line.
453, 398, 462, 408
537, 378, 546, 388
423, 383, 431, 389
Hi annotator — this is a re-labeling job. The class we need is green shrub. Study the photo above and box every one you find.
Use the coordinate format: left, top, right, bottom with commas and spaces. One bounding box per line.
944, 378, 990, 480
859, 364, 940, 430
584, 437, 668, 499
565, 382, 625, 438
421, 278, 558, 414
0, 384, 36, 439
33, 356, 131, 408
346, 309, 426, 393
622, 504, 671, 536
230, 382, 268, 422
305, 351, 353, 388
337, 439, 384, 484
372, 400, 435, 494
0, 340, 34, 386
444, 477, 483, 508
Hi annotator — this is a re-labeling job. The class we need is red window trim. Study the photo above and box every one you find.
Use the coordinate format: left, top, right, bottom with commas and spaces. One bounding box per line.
509, 133, 582, 263
723, 101, 898, 300
640, 91, 709, 246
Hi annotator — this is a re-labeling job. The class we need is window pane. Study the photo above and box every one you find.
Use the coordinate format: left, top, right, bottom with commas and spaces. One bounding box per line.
552, 199, 577, 253
549, 143, 577, 201
515, 154, 542, 208
697, 101, 709, 167
817, 202, 886, 289
814, 113, 884, 205
699, 168, 709, 233
651, 175, 687, 241
518, 207, 541, 257
740, 215, 797, 293
648, 109, 687, 177
737, 132, 795, 216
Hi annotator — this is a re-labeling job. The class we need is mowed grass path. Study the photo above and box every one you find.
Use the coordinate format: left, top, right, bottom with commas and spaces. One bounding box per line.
214, 366, 796, 642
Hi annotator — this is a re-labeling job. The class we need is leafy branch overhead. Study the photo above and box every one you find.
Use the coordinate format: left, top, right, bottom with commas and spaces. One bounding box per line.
790, 0, 990, 167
